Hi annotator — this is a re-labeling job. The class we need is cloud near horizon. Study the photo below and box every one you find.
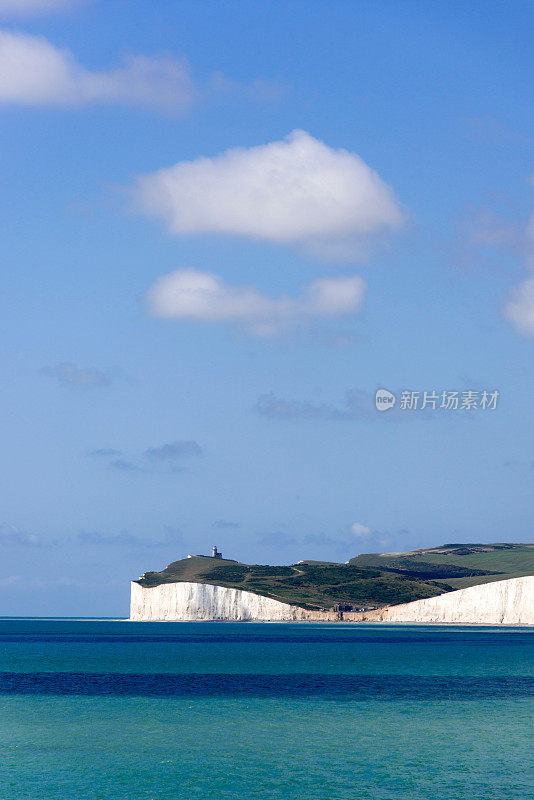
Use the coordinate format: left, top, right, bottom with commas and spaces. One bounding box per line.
133, 130, 405, 260
146, 269, 366, 336
350, 522, 371, 538
78, 527, 184, 548
259, 526, 394, 558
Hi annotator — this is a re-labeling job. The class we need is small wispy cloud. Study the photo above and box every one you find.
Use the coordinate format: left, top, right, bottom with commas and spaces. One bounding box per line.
0, 575, 20, 587
302, 532, 357, 554
465, 116, 532, 148
41, 362, 116, 388
350, 522, 371, 538
78, 527, 184, 548
254, 389, 462, 422
465, 209, 523, 252
0, 523, 40, 547
144, 440, 204, 461
504, 276, 534, 336
259, 526, 401, 559
259, 532, 299, 548
146, 269, 366, 337
0, 0, 85, 16
254, 390, 373, 420
109, 459, 144, 473
88, 440, 204, 474
461, 196, 534, 336
206, 71, 283, 104
212, 520, 240, 530
498, 208, 534, 335
87, 448, 123, 458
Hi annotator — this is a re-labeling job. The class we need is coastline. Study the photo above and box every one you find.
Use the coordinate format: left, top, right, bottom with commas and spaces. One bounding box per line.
129, 575, 534, 626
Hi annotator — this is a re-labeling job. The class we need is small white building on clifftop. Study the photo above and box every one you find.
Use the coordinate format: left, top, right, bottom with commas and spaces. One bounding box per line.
187, 545, 223, 559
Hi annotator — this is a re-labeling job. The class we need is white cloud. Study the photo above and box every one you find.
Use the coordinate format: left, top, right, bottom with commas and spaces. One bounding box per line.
503, 277, 534, 335
146, 269, 366, 336
465, 201, 534, 337
0, 0, 83, 15
0, 30, 280, 112
0, 29, 193, 111
503, 211, 534, 336
350, 522, 371, 538
134, 130, 405, 260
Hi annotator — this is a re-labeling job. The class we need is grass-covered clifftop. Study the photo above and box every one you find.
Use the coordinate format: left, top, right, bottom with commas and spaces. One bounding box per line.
347, 543, 534, 590
136, 543, 533, 610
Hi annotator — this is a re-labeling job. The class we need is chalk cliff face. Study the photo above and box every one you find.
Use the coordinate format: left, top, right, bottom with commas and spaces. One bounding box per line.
130, 575, 534, 624
357, 576, 534, 625
130, 580, 338, 621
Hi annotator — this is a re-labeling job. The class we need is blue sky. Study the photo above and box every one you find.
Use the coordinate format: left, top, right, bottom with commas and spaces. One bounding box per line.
0, 0, 533, 616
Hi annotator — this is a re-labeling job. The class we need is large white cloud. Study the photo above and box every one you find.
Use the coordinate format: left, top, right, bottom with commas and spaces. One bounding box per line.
145, 269, 366, 336
0, 29, 193, 111
134, 130, 405, 260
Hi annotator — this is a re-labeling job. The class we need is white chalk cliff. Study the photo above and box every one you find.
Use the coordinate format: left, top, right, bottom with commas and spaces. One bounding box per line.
129, 580, 337, 621
360, 575, 534, 625
130, 575, 534, 624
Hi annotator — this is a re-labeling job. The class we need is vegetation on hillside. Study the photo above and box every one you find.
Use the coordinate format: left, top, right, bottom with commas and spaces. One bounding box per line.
139, 557, 449, 610
137, 542, 532, 610
348, 543, 534, 590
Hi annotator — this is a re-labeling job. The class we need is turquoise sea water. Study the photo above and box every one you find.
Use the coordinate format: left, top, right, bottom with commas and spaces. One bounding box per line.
0, 621, 532, 799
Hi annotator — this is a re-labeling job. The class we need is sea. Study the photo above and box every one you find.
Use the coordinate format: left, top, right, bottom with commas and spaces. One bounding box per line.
0, 620, 532, 800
